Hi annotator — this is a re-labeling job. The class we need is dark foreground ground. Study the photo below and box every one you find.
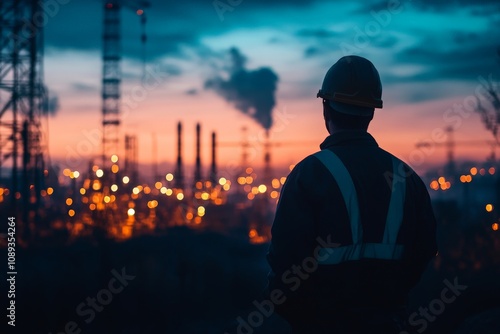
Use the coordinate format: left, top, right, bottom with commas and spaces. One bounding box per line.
1, 222, 500, 334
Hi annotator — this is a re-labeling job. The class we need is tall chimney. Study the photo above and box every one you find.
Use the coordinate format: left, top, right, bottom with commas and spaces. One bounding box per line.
210, 131, 217, 184
174, 122, 184, 189
263, 129, 271, 184
194, 123, 202, 185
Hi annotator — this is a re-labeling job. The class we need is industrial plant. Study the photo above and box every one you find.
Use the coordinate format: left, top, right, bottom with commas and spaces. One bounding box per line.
0, 0, 288, 245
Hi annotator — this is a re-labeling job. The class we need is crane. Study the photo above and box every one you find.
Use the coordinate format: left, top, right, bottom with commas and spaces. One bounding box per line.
101, 0, 150, 172
0, 0, 47, 238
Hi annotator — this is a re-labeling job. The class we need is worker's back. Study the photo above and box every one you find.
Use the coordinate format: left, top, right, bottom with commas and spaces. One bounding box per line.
267, 131, 437, 332
267, 55, 437, 333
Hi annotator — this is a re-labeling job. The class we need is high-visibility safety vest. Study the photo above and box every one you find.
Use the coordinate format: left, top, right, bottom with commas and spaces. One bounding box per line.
313, 149, 406, 264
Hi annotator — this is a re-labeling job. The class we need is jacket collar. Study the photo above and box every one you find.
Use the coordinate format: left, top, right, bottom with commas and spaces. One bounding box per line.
319, 130, 379, 149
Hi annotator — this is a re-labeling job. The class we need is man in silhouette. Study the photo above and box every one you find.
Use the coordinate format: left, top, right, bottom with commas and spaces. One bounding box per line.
267, 55, 437, 333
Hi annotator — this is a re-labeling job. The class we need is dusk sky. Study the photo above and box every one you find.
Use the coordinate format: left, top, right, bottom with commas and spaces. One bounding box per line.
43, 0, 500, 177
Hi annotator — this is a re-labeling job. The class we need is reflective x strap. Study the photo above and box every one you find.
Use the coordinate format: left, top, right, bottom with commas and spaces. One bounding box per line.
382, 157, 406, 244
317, 243, 404, 264
314, 150, 362, 244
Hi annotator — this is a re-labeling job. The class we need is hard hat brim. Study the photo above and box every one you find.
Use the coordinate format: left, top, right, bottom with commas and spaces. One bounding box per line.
326, 99, 374, 117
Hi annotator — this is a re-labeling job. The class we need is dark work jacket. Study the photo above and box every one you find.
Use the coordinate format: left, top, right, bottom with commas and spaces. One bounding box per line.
267, 130, 437, 329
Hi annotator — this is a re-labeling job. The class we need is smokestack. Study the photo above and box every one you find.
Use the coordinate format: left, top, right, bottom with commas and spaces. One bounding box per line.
210, 131, 217, 184
263, 129, 271, 184
174, 122, 184, 189
194, 123, 202, 185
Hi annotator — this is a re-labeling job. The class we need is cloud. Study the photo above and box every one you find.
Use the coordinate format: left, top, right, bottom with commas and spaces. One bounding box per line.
361, 0, 500, 12
185, 88, 198, 95
394, 41, 500, 83
296, 28, 338, 39
71, 82, 98, 93
43, 0, 319, 61
304, 46, 321, 58
43, 95, 60, 116
204, 47, 279, 130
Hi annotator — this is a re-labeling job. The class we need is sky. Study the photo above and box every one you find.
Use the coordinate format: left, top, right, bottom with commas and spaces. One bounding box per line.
39, 0, 500, 178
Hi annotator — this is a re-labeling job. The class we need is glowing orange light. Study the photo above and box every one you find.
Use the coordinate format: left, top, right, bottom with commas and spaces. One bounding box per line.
272, 179, 280, 189
66, 198, 73, 206
246, 176, 254, 184
280, 177, 286, 185
237, 177, 246, 185
47, 187, 54, 195
466, 175, 472, 183
430, 180, 439, 190
289, 164, 295, 171
470, 167, 477, 175
492, 223, 499, 231
111, 164, 119, 173
247, 193, 255, 200
89, 203, 96, 211
249, 229, 258, 238
197, 206, 205, 217
80, 188, 86, 195
68, 209, 75, 217
92, 181, 101, 191
246, 167, 253, 174
155, 181, 162, 189
489, 167, 495, 175
438, 177, 445, 185
270, 190, 278, 199
63, 168, 71, 176
223, 183, 230, 191
205, 181, 212, 188
186, 212, 194, 220
486, 204, 493, 212
194, 217, 202, 224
